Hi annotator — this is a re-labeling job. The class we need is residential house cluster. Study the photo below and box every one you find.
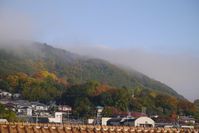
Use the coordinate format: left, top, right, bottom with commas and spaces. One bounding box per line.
0, 89, 21, 99
0, 99, 72, 123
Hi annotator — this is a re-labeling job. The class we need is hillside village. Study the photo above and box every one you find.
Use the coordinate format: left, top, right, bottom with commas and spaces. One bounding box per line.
0, 88, 198, 129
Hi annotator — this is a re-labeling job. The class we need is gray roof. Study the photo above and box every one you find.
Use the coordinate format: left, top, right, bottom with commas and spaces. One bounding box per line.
31, 102, 47, 106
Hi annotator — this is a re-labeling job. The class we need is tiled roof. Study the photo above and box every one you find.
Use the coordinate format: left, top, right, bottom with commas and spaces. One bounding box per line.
0, 123, 197, 133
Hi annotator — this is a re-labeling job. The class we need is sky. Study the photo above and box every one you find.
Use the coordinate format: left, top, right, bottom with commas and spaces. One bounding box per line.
0, 0, 199, 101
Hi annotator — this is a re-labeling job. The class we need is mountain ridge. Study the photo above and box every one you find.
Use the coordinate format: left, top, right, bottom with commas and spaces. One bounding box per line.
0, 41, 183, 99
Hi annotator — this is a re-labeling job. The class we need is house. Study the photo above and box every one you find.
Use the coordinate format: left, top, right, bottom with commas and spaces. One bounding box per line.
58, 105, 72, 112
179, 116, 195, 124
133, 117, 155, 127
101, 117, 112, 125
37, 111, 50, 117
15, 100, 32, 108
88, 119, 95, 124
13, 93, 21, 99
5, 102, 17, 112
0, 91, 12, 98
11, 100, 33, 116
48, 112, 63, 123
107, 116, 155, 127
0, 119, 8, 123
17, 106, 32, 116
27, 107, 32, 116
107, 118, 122, 126
31, 102, 48, 111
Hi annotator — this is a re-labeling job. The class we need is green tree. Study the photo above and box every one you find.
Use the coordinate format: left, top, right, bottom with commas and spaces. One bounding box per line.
0, 104, 17, 122
0, 80, 10, 92
73, 97, 93, 118
112, 89, 131, 111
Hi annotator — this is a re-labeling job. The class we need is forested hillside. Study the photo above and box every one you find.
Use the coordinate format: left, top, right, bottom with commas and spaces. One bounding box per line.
0, 42, 181, 98
0, 71, 198, 120
1, 42, 198, 121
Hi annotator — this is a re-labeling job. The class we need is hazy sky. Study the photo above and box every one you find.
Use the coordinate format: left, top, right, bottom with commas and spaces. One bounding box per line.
0, 0, 199, 101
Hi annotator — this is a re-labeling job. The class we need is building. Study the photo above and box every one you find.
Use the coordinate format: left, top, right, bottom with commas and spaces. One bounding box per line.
27, 107, 32, 116
0, 119, 8, 123
58, 105, 72, 112
107, 118, 122, 126
134, 117, 155, 127
0, 91, 12, 98
48, 112, 63, 123
13, 93, 21, 99
4, 102, 17, 112
107, 116, 155, 127
17, 106, 32, 116
101, 117, 112, 125
179, 116, 195, 124
31, 102, 48, 111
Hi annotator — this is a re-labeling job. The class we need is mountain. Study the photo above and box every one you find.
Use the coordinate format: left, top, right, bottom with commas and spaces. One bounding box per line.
0, 41, 183, 98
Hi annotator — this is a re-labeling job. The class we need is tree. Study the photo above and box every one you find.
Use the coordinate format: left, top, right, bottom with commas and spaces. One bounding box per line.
73, 97, 94, 118
112, 89, 131, 111
177, 99, 196, 116
155, 94, 177, 115
0, 104, 17, 122
102, 106, 120, 117
194, 99, 199, 109
33, 71, 58, 80
0, 80, 10, 91
98, 91, 114, 106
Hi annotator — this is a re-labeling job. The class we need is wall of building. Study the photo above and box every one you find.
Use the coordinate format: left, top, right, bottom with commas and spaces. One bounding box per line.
134, 117, 155, 127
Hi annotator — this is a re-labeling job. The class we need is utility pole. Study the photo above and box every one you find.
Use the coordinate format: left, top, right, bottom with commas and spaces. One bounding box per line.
36, 114, 38, 124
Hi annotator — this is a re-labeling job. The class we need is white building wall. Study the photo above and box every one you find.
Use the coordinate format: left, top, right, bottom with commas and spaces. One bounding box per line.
134, 117, 155, 127
101, 117, 111, 126
48, 112, 63, 123
27, 108, 32, 116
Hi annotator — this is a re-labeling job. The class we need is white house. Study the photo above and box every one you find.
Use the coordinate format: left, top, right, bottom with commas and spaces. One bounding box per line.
58, 105, 72, 112
134, 117, 155, 127
13, 93, 21, 99
0, 119, 8, 123
31, 102, 48, 111
108, 116, 155, 127
180, 116, 195, 124
27, 107, 32, 116
48, 112, 63, 123
0, 91, 12, 98
17, 106, 32, 116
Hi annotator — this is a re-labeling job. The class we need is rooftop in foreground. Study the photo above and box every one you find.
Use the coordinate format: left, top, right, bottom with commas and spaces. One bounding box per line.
0, 123, 198, 133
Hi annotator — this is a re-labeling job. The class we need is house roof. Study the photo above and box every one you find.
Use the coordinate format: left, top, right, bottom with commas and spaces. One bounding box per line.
180, 116, 195, 121
14, 100, 32, 107
107, 118, 122, 123
31, 102, 46, 106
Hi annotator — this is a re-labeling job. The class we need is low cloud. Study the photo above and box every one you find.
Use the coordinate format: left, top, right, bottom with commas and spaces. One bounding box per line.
58, 43, 199, 102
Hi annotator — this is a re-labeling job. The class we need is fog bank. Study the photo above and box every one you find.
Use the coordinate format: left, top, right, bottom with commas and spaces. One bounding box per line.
58, 44, 199, 102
